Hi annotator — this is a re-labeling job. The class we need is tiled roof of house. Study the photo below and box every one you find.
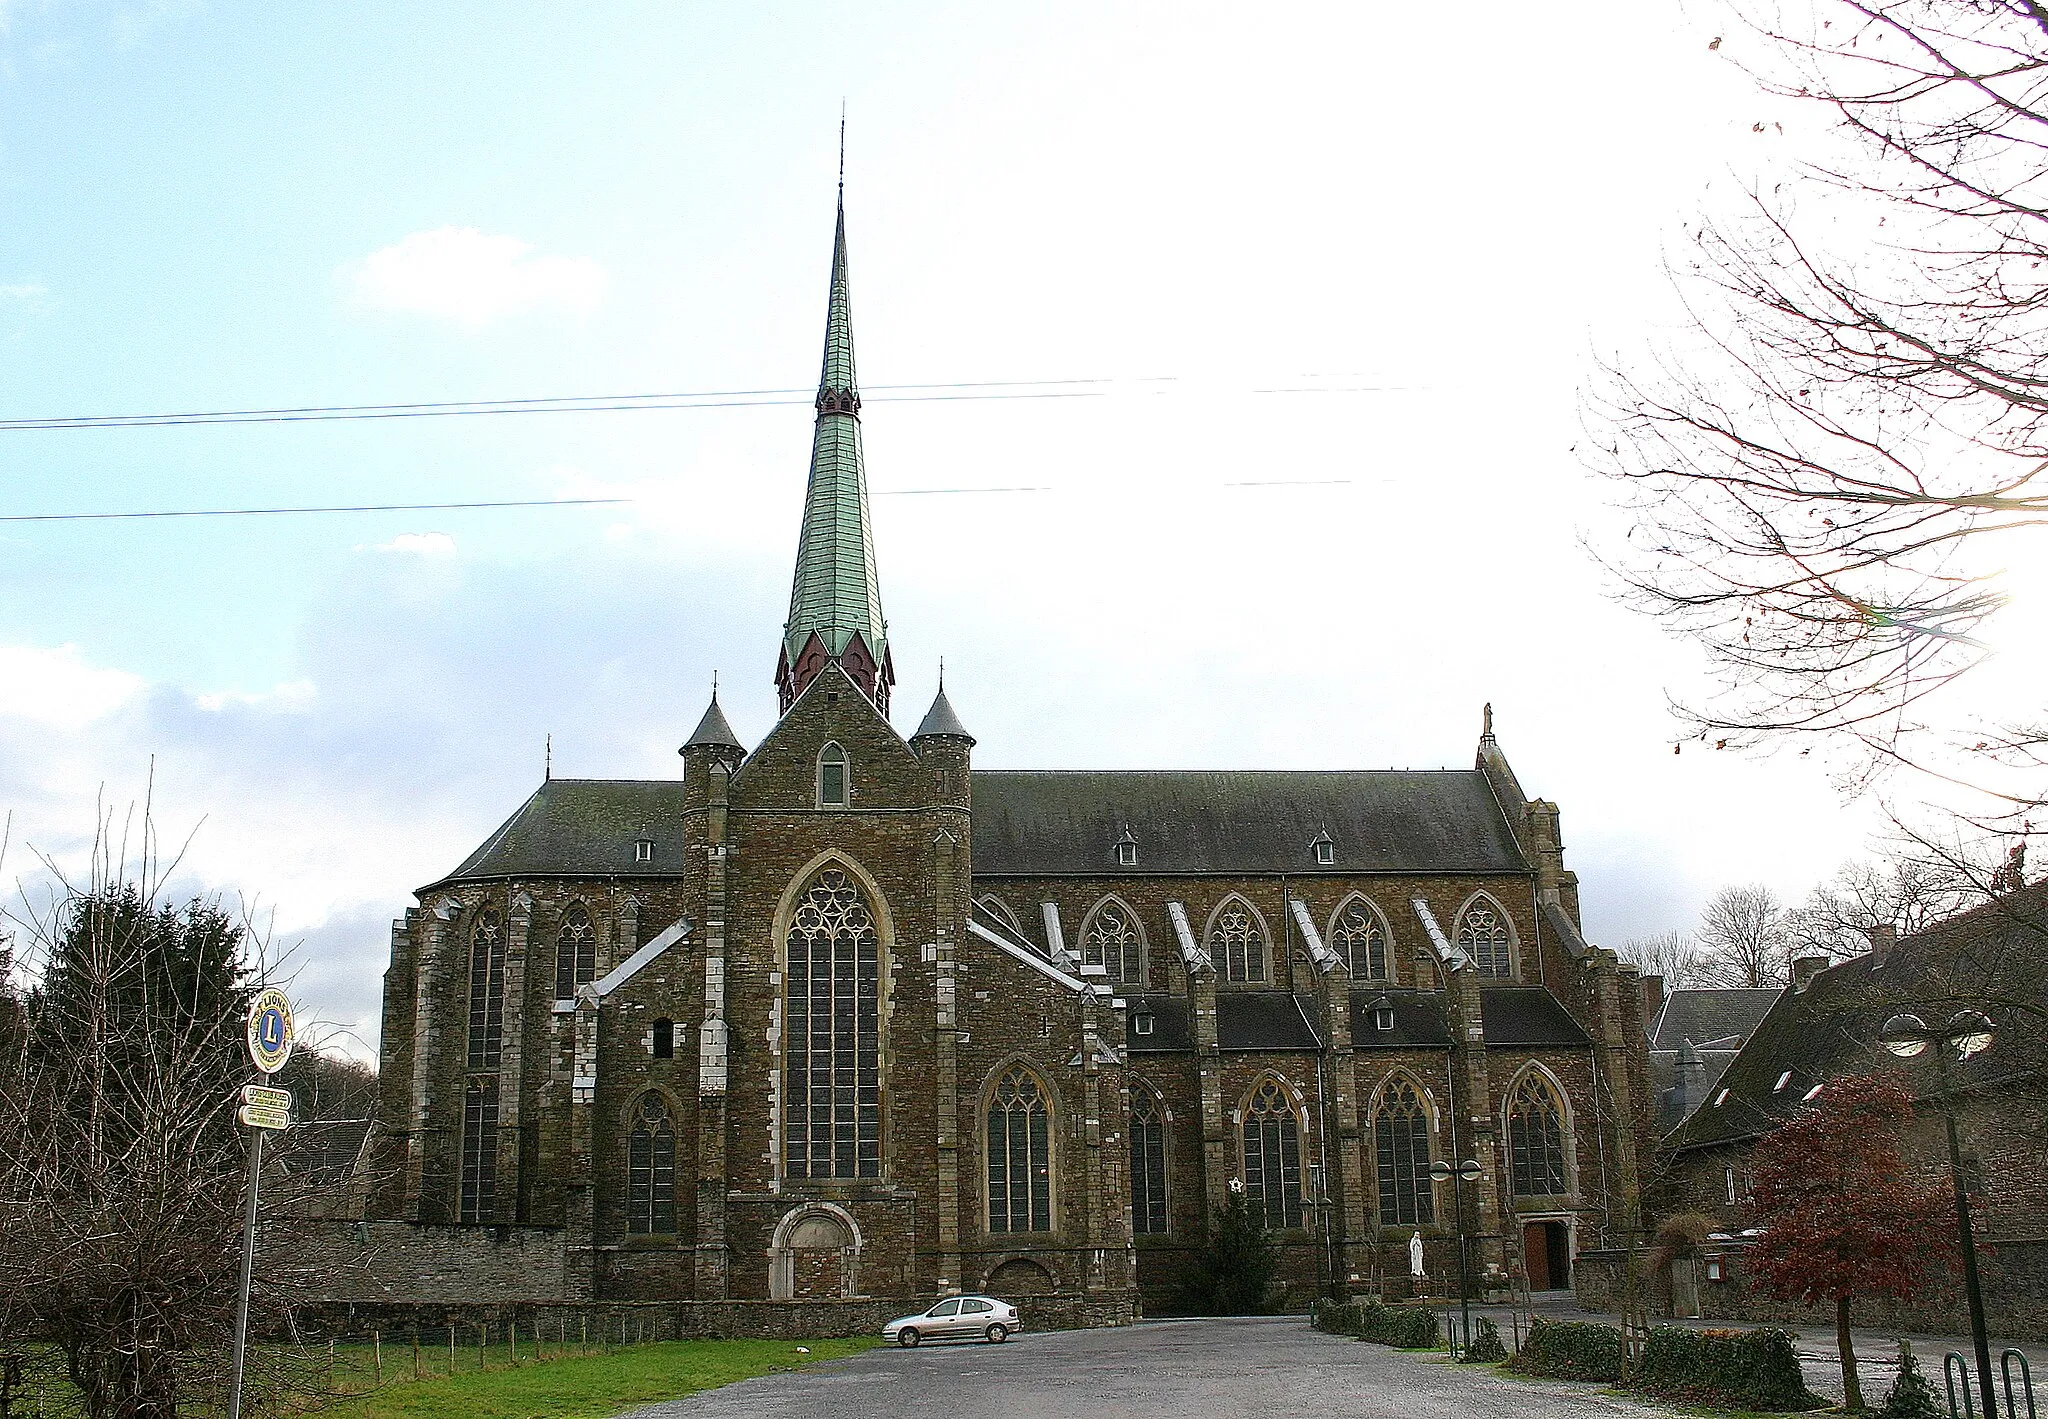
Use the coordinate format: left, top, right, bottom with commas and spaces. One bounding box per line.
427, 779, 689, 890
969, 769, 1530, 876
1666, 881, 2048, 1154
1478, 986, 1594, 1047
1649, 987, 1780, 1052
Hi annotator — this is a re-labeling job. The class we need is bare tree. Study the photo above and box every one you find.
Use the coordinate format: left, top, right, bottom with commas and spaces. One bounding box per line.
1784, 848, 1991, 958
1620, 928, 1708, 989
1695, 884, 1794, 987
1586, 0, 2048, 814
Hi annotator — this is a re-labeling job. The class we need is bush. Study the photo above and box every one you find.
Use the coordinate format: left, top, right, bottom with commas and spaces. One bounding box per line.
1505, 1317, 1624, 1382
1626, 1325, 1822, 1411
1310, 1299, 1363, 1337
1308, 1298, 1437, 1348
1878, 1342, 1942, 1419
1461, 1316, 1507, 1364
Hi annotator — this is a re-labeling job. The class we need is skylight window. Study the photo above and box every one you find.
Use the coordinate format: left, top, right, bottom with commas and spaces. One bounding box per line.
1773, 1070, 1793, 1093
1802, 1083, 1825, 1102
1712, 1087, 1730, 1107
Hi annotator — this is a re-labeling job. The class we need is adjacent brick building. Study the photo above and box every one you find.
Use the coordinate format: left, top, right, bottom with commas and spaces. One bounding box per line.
355, 182, 1654, 1323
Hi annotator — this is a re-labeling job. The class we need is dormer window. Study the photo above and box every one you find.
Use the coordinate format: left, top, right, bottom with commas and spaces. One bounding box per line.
818, 742, 849, 808
1133, 1009, 1155, 1037
1114, 828, 1138, 869
634, 835, 654, 864
1312, 832, 1335, 867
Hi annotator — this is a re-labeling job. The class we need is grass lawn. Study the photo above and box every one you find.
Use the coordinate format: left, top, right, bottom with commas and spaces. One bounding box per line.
315, 1337, 879, 1419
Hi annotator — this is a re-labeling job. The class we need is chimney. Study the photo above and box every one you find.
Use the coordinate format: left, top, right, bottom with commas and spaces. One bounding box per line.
1867, 923, 1897, 959
1640, 973, 1667, 1027
1791, 955, 1829, 991
1671, 1038, 1706, 1117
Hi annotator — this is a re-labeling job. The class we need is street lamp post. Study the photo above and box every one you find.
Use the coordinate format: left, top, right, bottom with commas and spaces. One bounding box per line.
1426, 1158, 1484, 1351
1880, 1010, 1998, 1419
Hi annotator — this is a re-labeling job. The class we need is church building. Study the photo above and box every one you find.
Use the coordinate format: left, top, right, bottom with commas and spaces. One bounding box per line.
362, 182, 1653, 1324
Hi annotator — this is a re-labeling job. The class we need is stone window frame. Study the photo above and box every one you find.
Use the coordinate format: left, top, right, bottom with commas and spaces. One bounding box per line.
1128, 1081, 1170, 1237
975, 894, 1024, 937
624, 1089, 680, 1237
770, 851, 896, 1187
1325, 893, 1395, 983
465, 907, 505, 1071
1367, 1069, 1441, 1229
1236, 1073, 1306, 1230
1077, 893, 1149, 986
552, 900, 598, 1002
1452, 890, 1518, 980
979, 1057, 1059, 1237
458, 1076, 498, 1224
1500, 1062, 1578, 1203
817, 741, 850, 809
1204, 893, 1273, 985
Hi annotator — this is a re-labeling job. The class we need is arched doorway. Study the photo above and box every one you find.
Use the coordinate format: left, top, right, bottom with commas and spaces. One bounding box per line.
768, 1204, 862, 1300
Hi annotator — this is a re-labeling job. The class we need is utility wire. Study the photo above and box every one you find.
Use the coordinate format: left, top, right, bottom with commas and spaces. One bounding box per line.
0, 498, 627, 523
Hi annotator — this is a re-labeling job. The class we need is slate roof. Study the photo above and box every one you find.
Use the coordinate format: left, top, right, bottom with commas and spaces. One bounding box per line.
683, 694, 745, 752
427, 779, 689, 890
1349, 988, 1452, 1049
1478, 986, 1594, 1047
1126, 995, 1193, 1053
1666, 881, 2048, 1154
1649, 988, 1779, 1052
912, 684, 973, 742
969, 770, 1529, 876
1218, 992, 1324, 1051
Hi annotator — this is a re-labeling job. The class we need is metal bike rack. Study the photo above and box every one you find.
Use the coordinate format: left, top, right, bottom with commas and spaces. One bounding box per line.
1948, 1352, 1978, 1419
2003, 1348, 2035, 1419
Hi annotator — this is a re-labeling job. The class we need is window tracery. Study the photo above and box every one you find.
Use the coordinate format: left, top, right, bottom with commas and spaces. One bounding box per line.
1506, 1072, 1570, 1197
1456, 896, 1515, 978
1130, 1088, 1168, 1235
1241, 1078, 1303, 1228
986, 1067, 1052, 1233
553, 903, 596, 1000
1373, 1078, 1435, 1227
784, 868, 881, 1179
627, 1093, 677, 1235
1330, 897, 1390, 981
459, 1078, 497, 1223
1081, 899, 1144, 983
466, 909, 504, 1070
1210, 900, 1267, 983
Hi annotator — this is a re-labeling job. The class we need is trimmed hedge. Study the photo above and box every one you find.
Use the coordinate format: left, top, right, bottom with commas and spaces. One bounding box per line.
1624, 1326, 1822, 1412
1504, 1317, 1624, 1382
1461, 1316, 1507, 1364
1308, 1298, 1439, 1348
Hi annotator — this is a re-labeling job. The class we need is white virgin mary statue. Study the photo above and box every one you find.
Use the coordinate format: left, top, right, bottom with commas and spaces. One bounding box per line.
1409, 1230, 1425, 1280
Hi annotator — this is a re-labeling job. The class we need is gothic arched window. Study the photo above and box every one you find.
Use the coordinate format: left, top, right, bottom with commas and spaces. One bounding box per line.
986, 1066, 1052, 1233
1241, 1078, 1304, 1229
1081, 898, 1144, 983
1506, 1072, 1570, 1198
553, 903, 596, 1000
1210, 900, 1267, 983
817, 742, 849, 808
628, 1093, 678, 1235
459, 1077, 498, 1223
466, 908, 505, 1070
1373, 1077, 1435, 1227
1456, 896, 1515, 979
1331, 897, 1390, 981
784, 868, 881, 1179
1130, 1088, 1168, 1236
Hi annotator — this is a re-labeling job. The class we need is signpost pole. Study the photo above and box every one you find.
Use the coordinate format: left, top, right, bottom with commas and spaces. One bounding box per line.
226, 1122, 265, 1419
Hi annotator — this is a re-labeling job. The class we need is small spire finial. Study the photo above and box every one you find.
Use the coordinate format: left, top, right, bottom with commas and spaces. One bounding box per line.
712, 669, 720, 697
938, 656, 944, 691
545, 733, 552, 780
838, 103, 846, 191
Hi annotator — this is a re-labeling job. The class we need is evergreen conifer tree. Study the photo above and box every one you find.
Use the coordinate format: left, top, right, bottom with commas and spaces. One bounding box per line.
1182, 1186, 1277, 1314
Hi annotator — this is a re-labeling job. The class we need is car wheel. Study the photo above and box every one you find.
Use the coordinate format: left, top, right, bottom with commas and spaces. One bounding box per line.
897, 1328, 920, 1348
984, 1323, 1008, 1344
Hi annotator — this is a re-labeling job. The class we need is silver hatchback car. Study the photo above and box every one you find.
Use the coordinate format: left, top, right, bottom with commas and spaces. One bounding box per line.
882, 1294, 1022, 1346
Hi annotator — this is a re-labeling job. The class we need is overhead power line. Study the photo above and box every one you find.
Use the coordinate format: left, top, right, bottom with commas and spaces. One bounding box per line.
0, 498, 628, 523
0, 375, 1403, 433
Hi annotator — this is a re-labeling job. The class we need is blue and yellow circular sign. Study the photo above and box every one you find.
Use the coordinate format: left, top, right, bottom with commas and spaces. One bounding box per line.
246, 987, 296, 1075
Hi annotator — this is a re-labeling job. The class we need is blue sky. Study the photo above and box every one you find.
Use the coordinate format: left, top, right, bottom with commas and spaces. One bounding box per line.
10, 0, 2017, 1059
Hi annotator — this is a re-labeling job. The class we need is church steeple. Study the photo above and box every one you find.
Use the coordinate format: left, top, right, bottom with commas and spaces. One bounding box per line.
776, 152, 894, 716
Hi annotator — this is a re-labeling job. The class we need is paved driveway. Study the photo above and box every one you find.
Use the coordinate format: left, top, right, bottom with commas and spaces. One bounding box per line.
626, 1316, 1684, 1419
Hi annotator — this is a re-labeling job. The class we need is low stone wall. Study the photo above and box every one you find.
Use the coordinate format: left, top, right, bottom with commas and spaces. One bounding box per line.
299, 1219, 589, 1305
288, 1293, 1135, 1342
1574, 1241, 2048, 1340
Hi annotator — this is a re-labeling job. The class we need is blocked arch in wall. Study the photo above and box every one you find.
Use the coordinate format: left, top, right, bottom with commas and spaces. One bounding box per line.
767, 1201, 864, 1300
974, 894, 1024, 935
984, 1255, 1058, 1296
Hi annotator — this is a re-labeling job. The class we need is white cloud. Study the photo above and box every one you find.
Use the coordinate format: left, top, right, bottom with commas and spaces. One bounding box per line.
194, 678, 316, 714
0, 283, 45, 302
376, 531, 458, 557
344, 227, 606, 327
0, 644, 143, 728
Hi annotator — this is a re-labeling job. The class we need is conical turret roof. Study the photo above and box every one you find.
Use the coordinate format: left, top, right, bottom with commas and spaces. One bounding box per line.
912, 680, 974, 744
682, 690, 744, 754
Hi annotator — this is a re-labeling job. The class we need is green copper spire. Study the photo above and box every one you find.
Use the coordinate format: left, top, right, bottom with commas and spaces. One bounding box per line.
776, 163, 894, 715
